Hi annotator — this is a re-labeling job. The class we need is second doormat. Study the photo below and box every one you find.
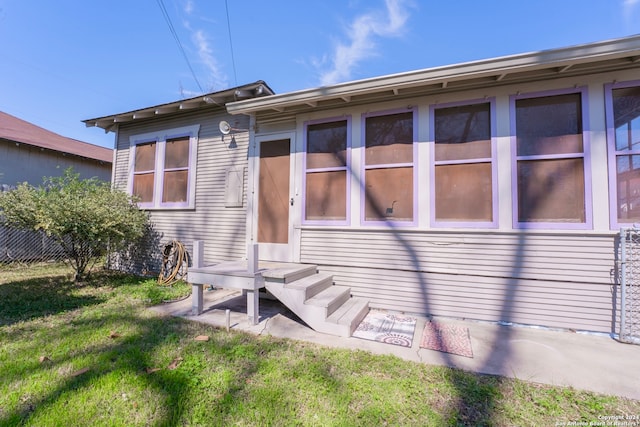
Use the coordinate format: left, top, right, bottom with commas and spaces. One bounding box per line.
352, 310, 416, 347
419, 322, 473, 358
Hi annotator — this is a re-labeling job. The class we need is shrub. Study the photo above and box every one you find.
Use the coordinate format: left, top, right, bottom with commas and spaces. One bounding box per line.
0, 168, 149, 280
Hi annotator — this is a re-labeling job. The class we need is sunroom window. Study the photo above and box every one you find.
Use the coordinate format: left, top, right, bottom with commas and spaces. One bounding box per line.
513, 91, 587, 227
608, 83, 640, 226
433, 101, 495, 226
304, 118, 350, 223
363, 110, 415, 223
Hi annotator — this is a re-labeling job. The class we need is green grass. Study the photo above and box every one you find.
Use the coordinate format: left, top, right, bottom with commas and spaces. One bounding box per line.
0, 263, 638, 426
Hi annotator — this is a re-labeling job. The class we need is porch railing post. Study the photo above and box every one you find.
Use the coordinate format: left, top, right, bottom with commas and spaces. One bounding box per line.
191, 240, 204, 316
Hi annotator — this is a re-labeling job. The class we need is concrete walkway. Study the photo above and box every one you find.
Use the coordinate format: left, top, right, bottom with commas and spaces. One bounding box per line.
149, 289, 640, 400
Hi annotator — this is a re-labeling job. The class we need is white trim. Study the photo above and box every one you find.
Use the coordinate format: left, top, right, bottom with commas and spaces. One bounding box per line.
252, 131, 297, 262
128, 124, 200, 210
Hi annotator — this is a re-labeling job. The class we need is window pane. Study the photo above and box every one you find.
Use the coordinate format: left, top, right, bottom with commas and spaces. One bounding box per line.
617, 154, 640, 222
305, 171, 346, 220
613, 86, 640, 152
134, 142, 156, 172
307, 121, 347, 169
163, 170, 188, 203
517, 158, 585, 222
165, 137, 190, 169
365, 112, 413, 165
435, 103, 491, 161
516, 94, 583, 156
364, 167, 413, 221
435, 163, 492, 221
133, 173, 154, 203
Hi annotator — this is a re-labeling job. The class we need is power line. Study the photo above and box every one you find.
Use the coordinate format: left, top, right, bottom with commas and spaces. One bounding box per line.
224, 0, 238, 87
156, 0, 203, 93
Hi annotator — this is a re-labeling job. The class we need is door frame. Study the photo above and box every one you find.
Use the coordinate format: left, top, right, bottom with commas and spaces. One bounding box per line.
248, 132, 298, 262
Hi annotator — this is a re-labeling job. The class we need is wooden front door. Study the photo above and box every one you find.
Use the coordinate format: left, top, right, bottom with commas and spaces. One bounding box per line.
257, 138, 291, 261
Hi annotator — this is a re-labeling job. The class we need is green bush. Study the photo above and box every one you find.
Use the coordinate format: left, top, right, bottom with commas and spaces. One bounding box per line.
0, 168, 148, 280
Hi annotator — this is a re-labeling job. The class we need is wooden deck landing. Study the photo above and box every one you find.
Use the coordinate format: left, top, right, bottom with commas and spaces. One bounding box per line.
188, 259, 316, 325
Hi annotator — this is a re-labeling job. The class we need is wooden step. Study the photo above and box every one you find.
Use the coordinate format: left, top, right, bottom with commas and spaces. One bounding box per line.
262, 264, 318, 284
327, 297, 369, 326
305, 285, 351, 317
284, 273, 333, 300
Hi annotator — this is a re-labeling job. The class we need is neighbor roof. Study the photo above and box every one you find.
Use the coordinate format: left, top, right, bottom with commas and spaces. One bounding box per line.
84, 81, 274, 132
0, 111, 112, 163
226, 34, 640, 119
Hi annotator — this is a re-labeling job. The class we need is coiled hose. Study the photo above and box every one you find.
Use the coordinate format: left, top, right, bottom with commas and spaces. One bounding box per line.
158, 240, 188, 286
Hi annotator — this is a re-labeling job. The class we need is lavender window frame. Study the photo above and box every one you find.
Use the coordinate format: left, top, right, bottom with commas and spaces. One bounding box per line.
302, 116, 351, 226
605, 79, 640, 229
429, 98, 498, 229
130, 138, 158, 209
361, 107, 418, 227
128, 124, 200, 210
510, 87, 592, 230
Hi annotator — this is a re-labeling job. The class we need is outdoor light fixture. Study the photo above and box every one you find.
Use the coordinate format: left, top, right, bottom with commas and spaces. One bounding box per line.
218, 121, 249, 149
218, 120, 248, 135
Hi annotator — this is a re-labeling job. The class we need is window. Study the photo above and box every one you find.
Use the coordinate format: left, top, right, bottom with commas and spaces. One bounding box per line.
303, 118, 350, 224
132, 141, 156, 204
129, 125, 200, 209
606, 82, 640, 227
432, 100, 496, 227
363, 110, 415, 224
512, 90, 589, 228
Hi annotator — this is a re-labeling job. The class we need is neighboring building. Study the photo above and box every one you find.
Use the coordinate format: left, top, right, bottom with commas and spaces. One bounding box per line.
89, 35, 640, 336
0, 111, 112, 187
0, 111, 113, 262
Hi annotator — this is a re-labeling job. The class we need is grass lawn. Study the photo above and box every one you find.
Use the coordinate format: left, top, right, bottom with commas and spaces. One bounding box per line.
0, 263, 638, 426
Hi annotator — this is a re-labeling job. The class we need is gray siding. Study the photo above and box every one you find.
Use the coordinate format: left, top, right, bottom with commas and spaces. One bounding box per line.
0, 140, 112, 186
300, 228, 619, 333
113, 110, 249, 272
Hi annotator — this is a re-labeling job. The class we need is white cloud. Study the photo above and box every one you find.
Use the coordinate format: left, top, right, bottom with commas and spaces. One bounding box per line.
192, 29, 228, 91
623, 0, 640, 26
184, 0, 194, 15
179, 0, 228, 92
318, 0, 410, 86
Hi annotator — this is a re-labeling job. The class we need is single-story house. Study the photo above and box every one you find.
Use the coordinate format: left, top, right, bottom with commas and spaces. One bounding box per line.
85, 35, 640, 337
0, 111, 112, 187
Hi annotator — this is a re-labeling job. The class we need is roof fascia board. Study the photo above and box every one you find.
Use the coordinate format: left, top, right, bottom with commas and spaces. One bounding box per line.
83, 81, 273, 130
227, 34, 640, 115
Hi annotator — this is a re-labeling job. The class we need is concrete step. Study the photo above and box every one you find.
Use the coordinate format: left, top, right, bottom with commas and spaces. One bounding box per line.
305, 285, 351, 317
284, 272, 333, 300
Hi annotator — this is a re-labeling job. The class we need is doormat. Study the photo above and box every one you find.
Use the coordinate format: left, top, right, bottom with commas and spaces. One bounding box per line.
352, 310, 416, 347
420, 322, 473, 358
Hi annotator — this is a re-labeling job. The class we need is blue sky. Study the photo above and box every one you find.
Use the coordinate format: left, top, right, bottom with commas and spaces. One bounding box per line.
0, 0, 639, 149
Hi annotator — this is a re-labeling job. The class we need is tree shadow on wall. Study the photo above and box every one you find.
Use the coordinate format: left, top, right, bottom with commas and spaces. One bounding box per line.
108, 222, 164, 277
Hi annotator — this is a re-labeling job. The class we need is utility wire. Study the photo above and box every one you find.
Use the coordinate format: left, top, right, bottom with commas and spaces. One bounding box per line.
224, 0, 238, 87
156, 0, 204, 93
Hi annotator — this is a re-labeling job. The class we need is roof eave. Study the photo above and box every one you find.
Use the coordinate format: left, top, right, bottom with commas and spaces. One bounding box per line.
83, 81, 274, 131
226, 34, 640, 116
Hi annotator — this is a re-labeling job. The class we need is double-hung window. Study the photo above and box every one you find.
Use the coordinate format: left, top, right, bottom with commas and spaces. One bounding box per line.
303, 118, 350, 224
129, 124, 200, 209
363, 109, 416, 224
511, 89, 590, 228
606, 81, 640, 227
432, 100, 496, 227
